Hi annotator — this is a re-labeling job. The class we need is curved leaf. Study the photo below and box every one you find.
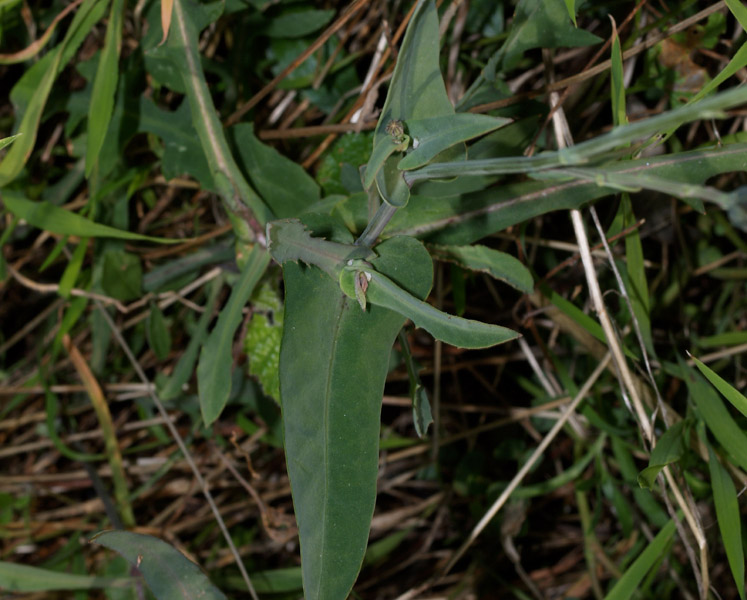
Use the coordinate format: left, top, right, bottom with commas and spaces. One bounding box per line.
707, 444, 746, 600
361, 266, 520, 349
85, 0, 124, 176
690, 353, 747, 418
428, 243, 533, 293
91, 531, 226, 600
2, 193, 181, 244
279, 236, 432, 600
197, 245, 270, 426
604, 519, 676, 600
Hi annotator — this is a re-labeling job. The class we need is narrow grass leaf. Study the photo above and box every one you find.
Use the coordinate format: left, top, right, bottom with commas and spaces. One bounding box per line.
621, 195, 653, 354
707, 444, 746, 600
197, 246, 270, 427
689, 353, 747, 418
85, 0, 124, 177
58, 238, 89, 298
0, 560, 130, 592
2, 193, 180, 243
363, 268, 519, 349
604, 519, 676, 600
609, 16, 626, 127
678, 355, 747, 472
637, 421, 685, 489
428, 244, 533, 293
91, 531, 227, 600
146, 302, 172, 360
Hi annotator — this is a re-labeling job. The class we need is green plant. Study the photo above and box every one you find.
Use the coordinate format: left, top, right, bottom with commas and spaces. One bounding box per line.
2, 0, 747, 599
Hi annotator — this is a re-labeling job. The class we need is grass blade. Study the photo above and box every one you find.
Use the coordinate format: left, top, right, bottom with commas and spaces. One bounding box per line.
689, 352, 747, 418
604, 519, 676, 600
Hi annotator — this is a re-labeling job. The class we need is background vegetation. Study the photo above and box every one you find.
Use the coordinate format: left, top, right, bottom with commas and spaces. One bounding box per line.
1, 0, 746, 598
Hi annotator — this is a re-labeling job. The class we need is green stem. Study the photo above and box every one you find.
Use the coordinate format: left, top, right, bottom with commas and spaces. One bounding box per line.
355, 202, 398, 247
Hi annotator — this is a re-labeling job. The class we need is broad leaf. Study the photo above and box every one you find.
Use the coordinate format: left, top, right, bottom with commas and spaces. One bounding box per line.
232, 123, 320, 219
91, 531, 226, 600
197, 245, 270, 426
279, 235, 432, 600
366, 0, 459, 207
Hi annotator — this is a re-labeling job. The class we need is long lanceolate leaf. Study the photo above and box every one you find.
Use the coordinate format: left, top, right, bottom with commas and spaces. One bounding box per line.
279, 236, 433, 600
85, 0, 125, 177
167, 0, 273, 238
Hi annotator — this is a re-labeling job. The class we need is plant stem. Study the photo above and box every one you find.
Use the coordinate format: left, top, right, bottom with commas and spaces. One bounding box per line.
355, 202, 398, 246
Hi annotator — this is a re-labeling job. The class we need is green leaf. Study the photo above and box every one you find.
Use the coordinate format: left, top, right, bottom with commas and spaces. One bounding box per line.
85, 0, 124, 177
280, 235, 432, 600
232, 123, 320, 218
366, 0, 457, 206
245, 284, 283, 402
678, 356, 747, 472
610, 18, 626, 127
690, 353, 747, 418
357, 263, 520, 349
494, 0, 601, 72
390, 142, 747, 245
264, 8, 335, 38
398, 329, 431, 438
1, 193, 181, 244
0, 134, 21, 151
398, 114, 511, 171
167, 0, 273, 233
428, 244, 533, 293
637, 421, 686, 489
102, 250, 142, 302
159, 278, 222, 401
59, 238, 89, 298
604, 519, 676, 600
146, 303, 172, 360
91, 530, 227, 600
197, 246, 270, 426
267, 218, 374, 279
707, 444, 746, 600
0, 0, 108, 186
0, 560, 131, 592
621, 195, 653, 355
563, 0, 576, 26
138, 98, 214, 191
